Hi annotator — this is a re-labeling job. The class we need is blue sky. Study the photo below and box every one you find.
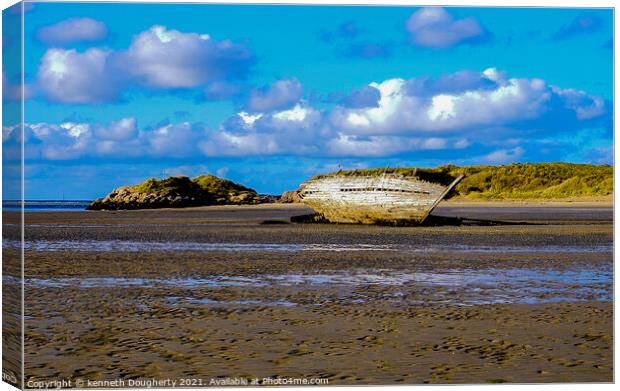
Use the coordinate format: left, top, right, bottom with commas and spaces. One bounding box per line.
2, 2, 613, 199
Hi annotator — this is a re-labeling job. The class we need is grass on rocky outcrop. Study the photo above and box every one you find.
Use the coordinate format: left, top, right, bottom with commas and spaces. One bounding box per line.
192, 175, 255, 198
131, 175, 257, 198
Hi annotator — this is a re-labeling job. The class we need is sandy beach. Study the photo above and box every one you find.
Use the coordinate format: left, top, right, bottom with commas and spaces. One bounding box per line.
7, 202, 613, 385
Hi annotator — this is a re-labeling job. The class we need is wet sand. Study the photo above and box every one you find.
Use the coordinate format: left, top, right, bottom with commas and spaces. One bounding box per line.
9, 203, 613, 385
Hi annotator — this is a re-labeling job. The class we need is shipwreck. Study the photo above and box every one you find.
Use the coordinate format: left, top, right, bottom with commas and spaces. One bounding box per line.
298, 168, 464, 225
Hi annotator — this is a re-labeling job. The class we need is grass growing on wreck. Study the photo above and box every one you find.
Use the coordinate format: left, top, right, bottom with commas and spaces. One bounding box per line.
312, 168, 459, 186
313, 163, 613, 200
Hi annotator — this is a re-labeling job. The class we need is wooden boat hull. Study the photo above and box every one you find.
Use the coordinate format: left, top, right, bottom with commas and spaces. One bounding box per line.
299, 174, 463, 224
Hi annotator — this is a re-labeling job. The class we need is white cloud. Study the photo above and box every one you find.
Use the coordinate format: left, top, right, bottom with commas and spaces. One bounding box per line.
329, 68, 602, 135
552, 86, 605, 120
17, 68, 610, 161
427, 94, 456, 120
330, 78, 409, 133
199, 132, 282, 157
20, 119, 201, 160
247, 78, 302, 112
198, 68, 608, 158
405, 7, 487, 48
256, 102, 322, 132
121, 25, 254, 89
238, 112, 263, 128
327, 134, 450, 157
201, 101, 323, 156
37, 48, 119, 103
273, 104, 312, 122
60, 122, 90, 138
32, 122, 94, 160
147, 122, 204, 157
483, 146, 525, 164
35, 25, 255, 103
37, 18, 108, 45
453, 138, 471, 149
422, 137, 448, 149
95, 117, 138, 141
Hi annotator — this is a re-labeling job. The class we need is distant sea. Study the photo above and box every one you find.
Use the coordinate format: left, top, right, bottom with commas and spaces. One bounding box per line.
3, 200, 91, 212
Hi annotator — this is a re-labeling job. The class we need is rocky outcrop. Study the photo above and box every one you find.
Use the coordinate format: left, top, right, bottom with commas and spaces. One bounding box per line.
280, 189, 303, 203
87, 175, 275, 210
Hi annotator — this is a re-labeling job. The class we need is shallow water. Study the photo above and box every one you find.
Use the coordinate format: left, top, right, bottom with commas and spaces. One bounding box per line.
7, 239, 612, 254
19, 267, 612, 306
3, 200, 91, 211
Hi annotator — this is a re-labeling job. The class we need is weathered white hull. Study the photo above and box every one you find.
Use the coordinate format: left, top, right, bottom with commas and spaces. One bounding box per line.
299, 174, 463, 224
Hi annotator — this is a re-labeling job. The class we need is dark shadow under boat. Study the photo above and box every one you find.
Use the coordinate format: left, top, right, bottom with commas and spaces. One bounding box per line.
289, 213, 537, 226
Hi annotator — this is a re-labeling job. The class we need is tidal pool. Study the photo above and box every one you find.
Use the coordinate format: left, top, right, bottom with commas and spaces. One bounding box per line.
20, 267, 612, 306
7, 239, 612, 254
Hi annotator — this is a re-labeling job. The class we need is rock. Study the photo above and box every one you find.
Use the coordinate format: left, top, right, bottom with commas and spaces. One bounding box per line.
255, 194, 278, 204
280, 189, 303, 203
87, 175, 272, 210
229, 192, 253, 204
87, 198, 106, 210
